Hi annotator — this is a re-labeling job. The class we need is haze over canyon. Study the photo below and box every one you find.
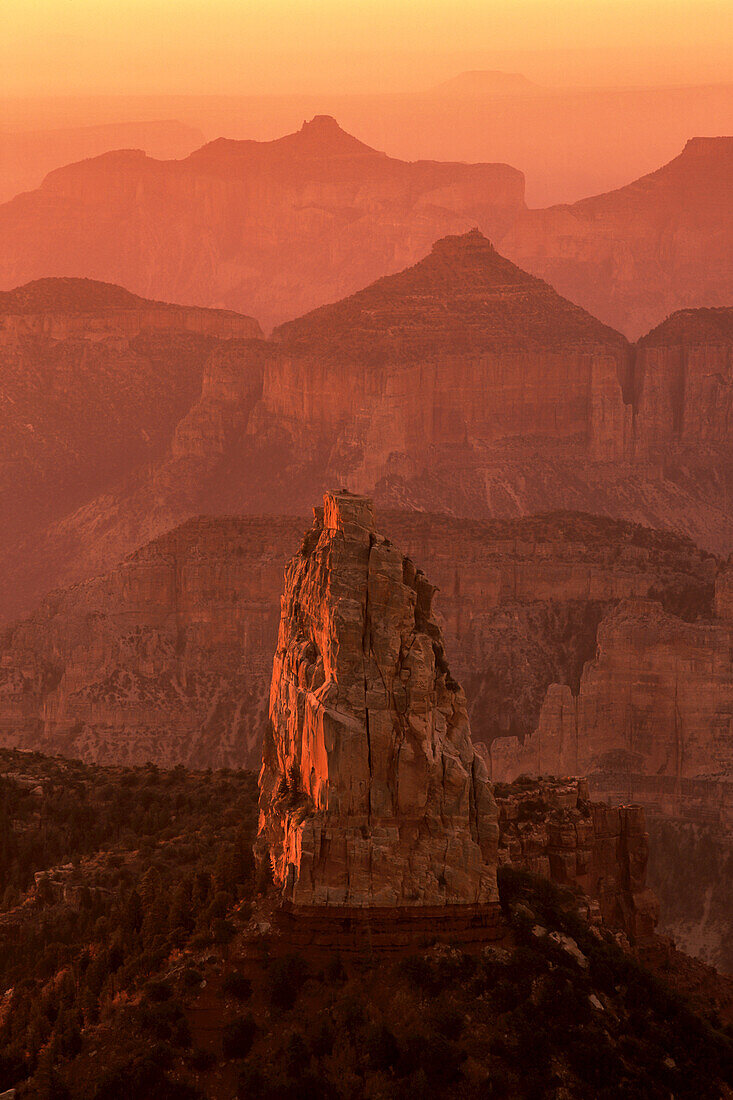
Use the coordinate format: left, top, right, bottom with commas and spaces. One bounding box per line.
1, 32, 733, 1095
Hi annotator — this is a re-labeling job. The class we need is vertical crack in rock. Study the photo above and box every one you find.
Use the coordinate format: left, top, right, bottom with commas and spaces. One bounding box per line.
257, 490, 499, 908
362, 534, 374, 825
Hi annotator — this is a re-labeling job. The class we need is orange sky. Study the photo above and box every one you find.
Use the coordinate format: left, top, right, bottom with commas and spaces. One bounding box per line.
3, 0, 733, 97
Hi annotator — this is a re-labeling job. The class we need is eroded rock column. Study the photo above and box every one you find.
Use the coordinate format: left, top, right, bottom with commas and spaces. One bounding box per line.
257, 490, 499, 908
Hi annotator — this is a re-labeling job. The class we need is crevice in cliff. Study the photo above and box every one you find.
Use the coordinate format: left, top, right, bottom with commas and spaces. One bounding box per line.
469, 756, 483, 848
362, 534, 375, 824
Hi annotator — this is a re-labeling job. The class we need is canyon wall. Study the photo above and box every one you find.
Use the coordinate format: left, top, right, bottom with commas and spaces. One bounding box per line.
0, 511, 713, 770
645, 817, 733, 973
1, 121, 730, 341
489, 559, 733, 971
0, 277, 261, 343
0, 278, 260, 559
265, 248, 733, 553
1, 237, 731, 627
491, 590, 733, 800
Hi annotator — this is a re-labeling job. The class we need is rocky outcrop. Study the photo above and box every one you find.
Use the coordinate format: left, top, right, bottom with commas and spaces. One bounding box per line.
0, 516, 295, 768
0, 116, 525, 331
495, 776, 659, 942
262, 237, 733, 555
267, 230, 632, 482
488, 565, 733, 971
0, 511, 712, 770
257, 492, 499, 907
2, 125, 730, 340
503, 137, 733, 339
634, 308, 733, 453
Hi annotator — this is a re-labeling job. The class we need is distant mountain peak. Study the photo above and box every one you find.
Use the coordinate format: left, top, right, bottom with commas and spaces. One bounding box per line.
189, 115, 382, 163
299, 114, 341, 134
289, 114, 380, 156
431, 227, 497, 255
0, 277, 260, 323
0, 277, 146, 314
274, 230, 626, 359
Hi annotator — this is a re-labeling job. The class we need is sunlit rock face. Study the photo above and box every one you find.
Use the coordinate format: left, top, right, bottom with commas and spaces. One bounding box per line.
257, 491, 498, 907
0, 510, 712, 772
2, 238, 732, 631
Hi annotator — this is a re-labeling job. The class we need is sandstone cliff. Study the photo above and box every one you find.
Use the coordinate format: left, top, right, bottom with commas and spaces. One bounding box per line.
0, 116, 525, 331
264, 237, 733, 555
0, 119, 204, 204
502, 137, 733, 339
496, 776, 659, 942
269, 229, 632, 481
491, 597, 733, 799
1, 126, 729, 341
487, 557, 733, 971
257, 491, 499, 907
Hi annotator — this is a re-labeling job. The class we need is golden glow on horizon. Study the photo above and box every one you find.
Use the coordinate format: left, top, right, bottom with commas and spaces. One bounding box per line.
2, 0, 732, 96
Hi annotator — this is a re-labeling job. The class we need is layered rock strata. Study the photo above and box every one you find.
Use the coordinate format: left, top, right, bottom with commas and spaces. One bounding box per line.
257, 492, 499, 908
2, 238, 732, 628
503, 137, 733, 338
0, 277, 261, 560
495, 777, 659, 942
491, 597, 733, 804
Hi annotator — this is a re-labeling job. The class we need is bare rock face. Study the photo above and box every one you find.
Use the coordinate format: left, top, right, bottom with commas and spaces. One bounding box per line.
2, 238, 732, 628
496, 777, 659, 942
257, 491, 498, 907
715, 559, 733, 623
0, 277, 261, 573
0, 120, 204, 205
491, 598, 733, 812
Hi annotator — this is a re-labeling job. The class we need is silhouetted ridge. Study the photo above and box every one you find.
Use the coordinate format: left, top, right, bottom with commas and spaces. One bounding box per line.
292, 114, 380, 155
190, 115, 382, 164
0, 277, 150, 314
274, 230, 628, 361
573, 135, 733, 215
640, 306, 733, 347
0, 276, 257, 316
681, 136, 733, 158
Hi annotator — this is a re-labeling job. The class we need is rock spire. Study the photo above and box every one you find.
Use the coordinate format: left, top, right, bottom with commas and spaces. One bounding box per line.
257, 491, 498, 907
